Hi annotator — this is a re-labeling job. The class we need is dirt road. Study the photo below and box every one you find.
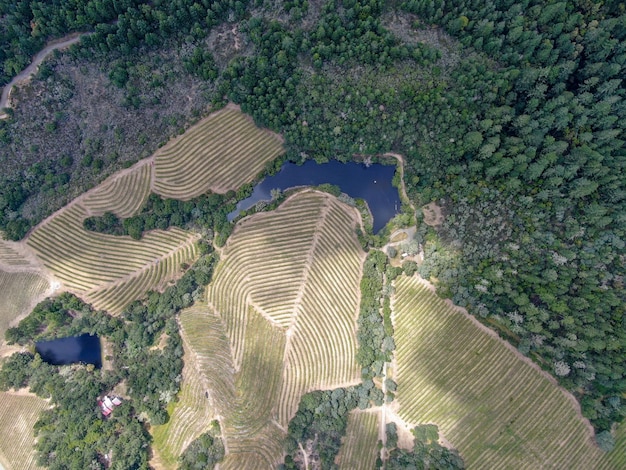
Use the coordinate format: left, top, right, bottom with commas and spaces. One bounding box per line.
0, 33, 85, 118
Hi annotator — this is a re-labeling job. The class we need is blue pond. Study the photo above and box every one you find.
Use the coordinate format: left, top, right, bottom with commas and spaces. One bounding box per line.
35, 334, 102, 368
228, 160, 401, 233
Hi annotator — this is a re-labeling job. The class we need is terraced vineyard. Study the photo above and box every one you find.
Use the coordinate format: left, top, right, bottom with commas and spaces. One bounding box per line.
82, 240, 198, 315
82, 163, 152, 218
0, 392, 49, 470
392, 275, 605, 469
164, 191, 363, 466
0, 271, 50, 340
206, 191, 364, 428
337, 411, 380, 470
153, 105, 284, 199
151, 305, 216, 468
177, 302, 285, 469
26, 202, 196, 311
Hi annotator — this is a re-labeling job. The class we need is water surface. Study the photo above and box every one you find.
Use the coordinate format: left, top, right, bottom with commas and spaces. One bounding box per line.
35, 333, 102, 368
229, 160, 400, 233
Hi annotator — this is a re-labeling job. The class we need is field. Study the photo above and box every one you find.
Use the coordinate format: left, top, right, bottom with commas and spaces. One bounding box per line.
207, 191, 364, 427
151, 305, 216, 468
336, 411, 380, 470
25, 164, 198, 315
82, 162, 152, 218
153, 105, 284, 199
392, 274, 606, 469
0, 392, 49, 470
163, 191, 365, 467
0, 271, 50, 344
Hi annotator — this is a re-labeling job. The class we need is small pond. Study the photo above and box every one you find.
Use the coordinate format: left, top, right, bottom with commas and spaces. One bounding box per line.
228, 160, 401, 233
35, 334, 102, 368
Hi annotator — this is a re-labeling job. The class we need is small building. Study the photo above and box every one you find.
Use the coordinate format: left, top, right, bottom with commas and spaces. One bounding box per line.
98, 395, 123, 416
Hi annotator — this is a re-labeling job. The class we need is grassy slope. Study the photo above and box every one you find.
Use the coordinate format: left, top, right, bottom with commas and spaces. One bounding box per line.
337, 410, 380, 470
0, 393, 48, 470
392, 274, 607, 469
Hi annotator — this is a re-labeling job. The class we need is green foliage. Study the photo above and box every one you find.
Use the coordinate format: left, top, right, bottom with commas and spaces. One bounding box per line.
178, 422, 225, 470
83, 192, 233, 240
0, 0, 624, 439
596, 430, 616, 453
183, 47, 218, 81
5, 292, 123, 345
386, 424, 465, 469
402, 260, 418, 277
0, 352, 35, 390
357, 250, 393, 378
284, 387, 361, 469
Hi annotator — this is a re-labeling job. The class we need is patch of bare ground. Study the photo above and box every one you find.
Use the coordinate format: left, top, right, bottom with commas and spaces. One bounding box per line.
206, 22, 254, 69
382, 153, 414, 211
422, 202, 444, 226
408, 273, 596, 439
381, 11, 461, 71
100, 337, 114, 371
149, 332, 169, 352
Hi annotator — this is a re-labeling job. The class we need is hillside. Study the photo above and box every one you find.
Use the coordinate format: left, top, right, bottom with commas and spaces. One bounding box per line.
0, 0, 624, 468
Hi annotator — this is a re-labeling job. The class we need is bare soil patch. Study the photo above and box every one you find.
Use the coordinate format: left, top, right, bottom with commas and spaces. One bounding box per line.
422, 202, 444, 226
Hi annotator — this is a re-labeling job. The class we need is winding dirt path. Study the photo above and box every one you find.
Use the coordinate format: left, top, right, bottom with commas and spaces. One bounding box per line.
0, 33, 86, 119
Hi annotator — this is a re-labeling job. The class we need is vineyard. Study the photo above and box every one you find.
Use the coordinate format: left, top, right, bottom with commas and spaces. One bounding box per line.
164, 191, 365, 466
26, 200, 197, 315
0, 270, 50, 342
392, 274, 605, 469
0, 238, 38, 268
0, 392, 49, 470
336, 410, 380, 470
151, 305, 216, 468
206, 191, 364, 427
82, 162, 152, 218
153, 105, 284, 199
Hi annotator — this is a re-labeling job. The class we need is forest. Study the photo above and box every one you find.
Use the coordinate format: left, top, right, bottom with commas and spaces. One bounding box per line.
0, 0, 625, 464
